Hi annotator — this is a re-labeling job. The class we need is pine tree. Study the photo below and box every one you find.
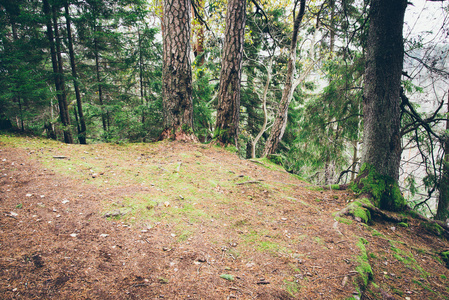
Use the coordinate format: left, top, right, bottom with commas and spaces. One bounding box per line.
160, 0, 196, 141
215, 0, 246, 146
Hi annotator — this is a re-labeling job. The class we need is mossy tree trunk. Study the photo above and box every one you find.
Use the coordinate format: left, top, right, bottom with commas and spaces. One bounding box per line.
215, 0, 246, 146
361, 0, 407, 182
161, 0, 196, 141
356, 0, 407, 211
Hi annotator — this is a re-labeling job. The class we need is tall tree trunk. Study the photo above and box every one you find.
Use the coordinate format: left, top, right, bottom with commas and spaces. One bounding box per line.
65, 2, 87, 144
138, 28, 146, 124
361, 0, 407, 181
94, 30, 107, 134
43, 0, 73, 144
262, 0, 306, 156
436, 92, 449, 221
215, 0, 246, 146
11, 19, 24, 132
251, 58, 272, 158
351, 140, 358, 182
161, 0, 196, 141
53, 5, 73, 144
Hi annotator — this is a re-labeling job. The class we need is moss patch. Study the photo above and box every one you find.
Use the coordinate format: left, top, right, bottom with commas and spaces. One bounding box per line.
351, 164, 405, 211
440, 251, 449, 268
354, 238, 373, 289
421, 222, 444, 236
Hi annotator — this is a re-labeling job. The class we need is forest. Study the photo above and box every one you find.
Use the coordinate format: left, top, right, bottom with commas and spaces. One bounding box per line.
1, 0, 448, 220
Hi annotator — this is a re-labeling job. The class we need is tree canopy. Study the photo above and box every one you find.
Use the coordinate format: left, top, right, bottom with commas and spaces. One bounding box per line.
0, 0, 448, 217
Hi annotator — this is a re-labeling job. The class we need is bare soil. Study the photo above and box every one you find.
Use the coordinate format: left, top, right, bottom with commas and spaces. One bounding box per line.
0, 135, 448, 299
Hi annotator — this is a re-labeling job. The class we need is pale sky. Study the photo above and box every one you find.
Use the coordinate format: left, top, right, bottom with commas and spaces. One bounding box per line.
404, 0, 448, 44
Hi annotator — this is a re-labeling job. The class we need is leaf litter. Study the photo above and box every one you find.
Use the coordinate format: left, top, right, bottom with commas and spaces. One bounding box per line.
0, 135, 448, 299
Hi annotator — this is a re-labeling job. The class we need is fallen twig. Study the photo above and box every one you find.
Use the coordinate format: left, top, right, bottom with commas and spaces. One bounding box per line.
236, 180, 263, 185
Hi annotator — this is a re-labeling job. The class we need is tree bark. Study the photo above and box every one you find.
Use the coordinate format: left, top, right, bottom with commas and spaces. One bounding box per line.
10, 19, 24, 132
94, 29, 107, 133
251, 57, 272, 158
52, 5, 73, 144
436, 91, 449, 221
161, 0, 196, 141
262, 0, 306, 156
361, 0, 407, 181
43, 0, 73, 144
215, 0, 246, 146
138, 28, 146, 124
65, 2, 87, 144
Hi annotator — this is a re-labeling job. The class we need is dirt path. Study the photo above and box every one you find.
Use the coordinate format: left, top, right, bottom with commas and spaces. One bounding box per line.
0, 137, 448, 299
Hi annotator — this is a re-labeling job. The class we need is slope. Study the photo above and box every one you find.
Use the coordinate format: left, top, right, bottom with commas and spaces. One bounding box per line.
0, 134, 448, 299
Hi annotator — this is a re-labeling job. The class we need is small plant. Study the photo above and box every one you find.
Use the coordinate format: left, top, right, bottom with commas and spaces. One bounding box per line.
158, 277, 169, 284
398, 222, 409, 227
220, 274, 234, 281
284, 279, 300, 296
16, 203, 23, 209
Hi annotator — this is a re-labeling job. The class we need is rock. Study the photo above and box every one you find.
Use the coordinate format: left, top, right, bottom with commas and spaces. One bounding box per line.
100, 234, 109, 238
342, 276, 348, 287
103, 208, 131, 218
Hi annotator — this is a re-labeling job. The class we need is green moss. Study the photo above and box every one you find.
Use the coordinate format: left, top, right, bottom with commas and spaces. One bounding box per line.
354, 238, 374, 288
305, 186, 324, 192
181, 124, 194, 135
392, 288, 404, 296
335, 216, 353, 225
331, 184, 340, 190
440, 251, 449, 267
370, 229, 385, 237
421, 222, 444, 236
351, 164, 405, 211
441, 274, 447, 280
250, 157, 286, 173
345, 201, 372, 224
283, 279, 300, 296
353, 205, 371, 223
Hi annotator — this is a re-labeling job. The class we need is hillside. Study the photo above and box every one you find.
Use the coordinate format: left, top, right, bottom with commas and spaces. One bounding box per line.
0, 134, 448, 299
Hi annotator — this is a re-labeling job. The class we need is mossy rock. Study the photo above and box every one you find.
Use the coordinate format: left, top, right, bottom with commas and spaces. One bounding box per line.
351, 164, 405, 212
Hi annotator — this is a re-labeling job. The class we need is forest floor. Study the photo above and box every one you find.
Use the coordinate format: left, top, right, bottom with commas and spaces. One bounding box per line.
0, 134, 448, 300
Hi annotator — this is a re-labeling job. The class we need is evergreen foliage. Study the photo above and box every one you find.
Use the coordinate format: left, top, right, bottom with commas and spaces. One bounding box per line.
0, 0, 447, 218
